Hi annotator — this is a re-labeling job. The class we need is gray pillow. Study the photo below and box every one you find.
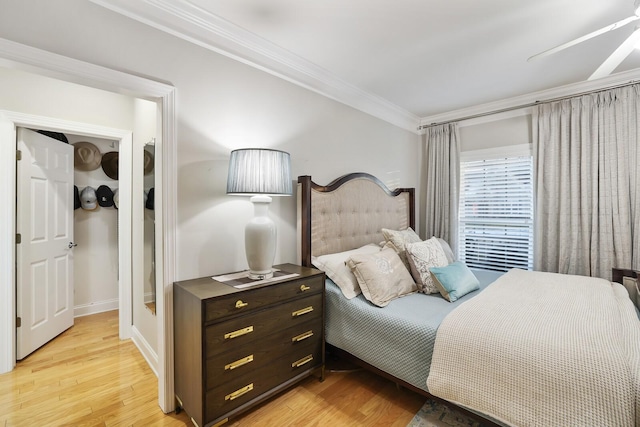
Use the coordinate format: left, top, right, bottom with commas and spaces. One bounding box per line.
347, 247, 417, 307
436, 237, 456, 264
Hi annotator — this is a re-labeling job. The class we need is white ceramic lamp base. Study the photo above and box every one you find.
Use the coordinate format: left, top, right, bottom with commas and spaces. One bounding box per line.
245, 195, 276, 280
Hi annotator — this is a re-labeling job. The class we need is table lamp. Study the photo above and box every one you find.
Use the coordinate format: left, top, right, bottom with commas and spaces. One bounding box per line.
226, 148, 292, 279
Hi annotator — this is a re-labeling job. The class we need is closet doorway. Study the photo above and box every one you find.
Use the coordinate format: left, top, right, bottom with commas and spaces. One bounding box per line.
16, 129, 124, 360
0, 111, 135, 361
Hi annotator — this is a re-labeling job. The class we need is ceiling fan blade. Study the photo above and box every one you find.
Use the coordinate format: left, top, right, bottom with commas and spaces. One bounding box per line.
528, 15, 640, 62
589, 26, 640, 80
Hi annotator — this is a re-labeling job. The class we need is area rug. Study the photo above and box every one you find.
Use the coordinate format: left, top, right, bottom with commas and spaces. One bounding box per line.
406, 398, 487, 427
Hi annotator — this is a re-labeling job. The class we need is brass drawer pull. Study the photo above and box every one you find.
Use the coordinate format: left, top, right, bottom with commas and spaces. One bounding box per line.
235, 300, 248, 309
291, 354, 314, 368
292, 306, 313, 317
291, 330, 314, 342
300, 284, 311, 292
225, 383, 253, 401
224, 326, 253, 340
225, 354, 254, 371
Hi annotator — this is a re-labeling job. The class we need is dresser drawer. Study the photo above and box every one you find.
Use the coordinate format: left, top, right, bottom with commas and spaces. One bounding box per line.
205, 318, 322, 390
205, 293, 322, 358
204, 340, 323, 423
204, 274, 324, 323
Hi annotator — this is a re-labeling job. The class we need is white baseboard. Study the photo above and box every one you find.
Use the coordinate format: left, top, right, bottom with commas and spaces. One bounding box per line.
144, 291, 154, 304
74, 298, 119, 318
131, 325, 159, 377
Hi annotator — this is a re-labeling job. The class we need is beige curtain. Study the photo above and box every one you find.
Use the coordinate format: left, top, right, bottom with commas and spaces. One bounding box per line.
424, 123, 460, 250
533, 84, 640, 279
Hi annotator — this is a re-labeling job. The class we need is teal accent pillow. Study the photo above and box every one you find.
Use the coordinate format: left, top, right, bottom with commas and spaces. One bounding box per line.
429, 261, 480, 302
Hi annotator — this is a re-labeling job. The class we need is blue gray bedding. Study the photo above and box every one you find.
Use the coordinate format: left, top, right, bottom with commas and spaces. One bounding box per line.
325, 269, 504, 392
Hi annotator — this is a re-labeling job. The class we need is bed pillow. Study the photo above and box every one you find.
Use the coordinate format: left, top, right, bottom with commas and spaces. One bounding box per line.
381, 227, 422, 270
405, 237, 449, 293
437, 237, 456, 264
346, 247, 417, 307
311, 244, 381, 299
429, 261, 480, 302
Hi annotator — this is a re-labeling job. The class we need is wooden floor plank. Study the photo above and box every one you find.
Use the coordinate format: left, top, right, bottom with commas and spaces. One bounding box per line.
0, 310, 424, 426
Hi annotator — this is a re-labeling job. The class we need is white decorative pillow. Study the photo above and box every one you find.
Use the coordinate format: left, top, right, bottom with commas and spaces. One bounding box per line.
311, 244, 381, 299
405, 237, 449, 294
381, 227, 422, 270
346, 247, 417, 307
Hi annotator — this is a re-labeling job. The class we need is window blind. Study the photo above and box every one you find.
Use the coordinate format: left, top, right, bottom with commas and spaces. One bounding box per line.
458, 155, 533, 272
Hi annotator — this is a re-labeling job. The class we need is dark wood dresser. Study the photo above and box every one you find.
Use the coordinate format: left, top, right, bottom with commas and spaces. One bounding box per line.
174, 263, 325, 427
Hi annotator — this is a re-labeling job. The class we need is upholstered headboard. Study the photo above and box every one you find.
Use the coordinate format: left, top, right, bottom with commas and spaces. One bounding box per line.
297, 173, 415, 267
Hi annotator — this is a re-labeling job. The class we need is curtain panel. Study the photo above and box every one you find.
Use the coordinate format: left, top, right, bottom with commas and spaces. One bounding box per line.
424, 123, 460, 251
533, 84, 640, 279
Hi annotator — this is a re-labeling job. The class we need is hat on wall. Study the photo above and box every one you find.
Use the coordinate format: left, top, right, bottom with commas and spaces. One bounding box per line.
73, 142, 102, 171
38, 130, 69, 144
80, 186, 98, 211
96, 185, 114, 207
101, 151, 119, 180
74, 185, 81, 210
144, 149, 154, 175
113, 188, 119, 209
145, 187, 155, 210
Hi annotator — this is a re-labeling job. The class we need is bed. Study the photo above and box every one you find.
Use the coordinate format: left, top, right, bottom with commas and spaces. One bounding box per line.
297, 172, 640, 427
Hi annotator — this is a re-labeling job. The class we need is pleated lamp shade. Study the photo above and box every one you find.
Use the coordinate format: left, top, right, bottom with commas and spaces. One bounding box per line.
226, 149, 292, 196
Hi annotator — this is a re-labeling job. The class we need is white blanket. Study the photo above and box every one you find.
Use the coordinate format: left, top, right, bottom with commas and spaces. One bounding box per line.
427, 269, 640, 427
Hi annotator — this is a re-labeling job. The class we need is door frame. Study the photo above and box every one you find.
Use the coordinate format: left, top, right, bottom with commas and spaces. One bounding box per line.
0, 38, 177, 413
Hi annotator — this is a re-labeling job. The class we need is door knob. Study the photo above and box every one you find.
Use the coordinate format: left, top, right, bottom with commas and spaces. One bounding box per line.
68, 242, 78, 249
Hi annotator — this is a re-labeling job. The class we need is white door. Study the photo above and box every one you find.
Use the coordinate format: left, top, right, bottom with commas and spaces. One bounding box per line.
16, 128, 75, 360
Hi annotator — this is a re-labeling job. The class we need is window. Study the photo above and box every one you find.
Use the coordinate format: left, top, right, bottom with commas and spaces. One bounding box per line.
458, 147, 533, 272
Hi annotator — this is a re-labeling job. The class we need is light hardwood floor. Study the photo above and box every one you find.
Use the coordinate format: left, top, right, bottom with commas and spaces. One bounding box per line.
0, 311, 424, 426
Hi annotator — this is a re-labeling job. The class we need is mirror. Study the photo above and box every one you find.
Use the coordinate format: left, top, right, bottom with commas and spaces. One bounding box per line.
143, 143, 156, 314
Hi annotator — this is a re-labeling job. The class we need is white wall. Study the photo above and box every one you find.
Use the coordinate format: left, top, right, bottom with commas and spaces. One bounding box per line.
0, 67, 134, 130
0, 0, 420, 280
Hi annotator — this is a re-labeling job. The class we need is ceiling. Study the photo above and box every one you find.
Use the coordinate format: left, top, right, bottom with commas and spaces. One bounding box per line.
92, 0, 640, 128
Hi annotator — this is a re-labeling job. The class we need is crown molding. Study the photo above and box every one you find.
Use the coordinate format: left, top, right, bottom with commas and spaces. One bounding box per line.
89, 0, 420, 133
419, 67, 640, 129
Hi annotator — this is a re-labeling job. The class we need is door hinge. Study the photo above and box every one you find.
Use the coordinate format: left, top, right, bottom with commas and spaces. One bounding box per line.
16, 233, 21, 244
16, 317, 21, 328
16, 150, 22, 161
